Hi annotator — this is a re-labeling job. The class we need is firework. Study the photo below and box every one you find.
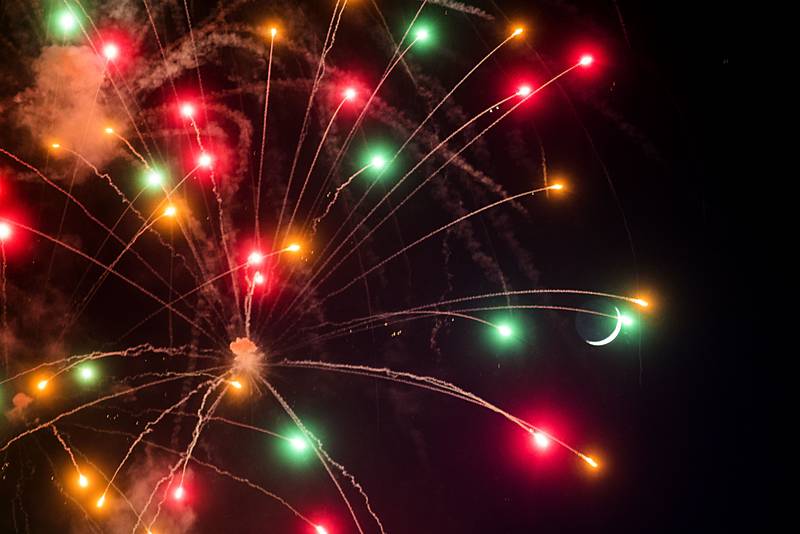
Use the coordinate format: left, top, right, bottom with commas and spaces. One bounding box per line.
0, 1, 649, 532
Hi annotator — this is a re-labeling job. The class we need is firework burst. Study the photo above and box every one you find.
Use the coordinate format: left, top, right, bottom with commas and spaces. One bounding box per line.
0, 1, 650, 532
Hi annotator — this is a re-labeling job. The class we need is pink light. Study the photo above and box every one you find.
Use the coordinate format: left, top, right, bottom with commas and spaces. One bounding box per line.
173, 486, 185, 500
180, 103, 195, 118
579, 54, 594, 67
0, 222, 11, 241
517, 85, 532, 97
102, 43, 119, 61
197, 153, 213, 168
247, 251, 264, 265
531, 431, 550, 450
343, 87, 357, 101
253, 272, 265, 285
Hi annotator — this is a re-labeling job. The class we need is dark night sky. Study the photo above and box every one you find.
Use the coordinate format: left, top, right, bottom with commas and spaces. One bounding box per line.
0, 1, 763, 533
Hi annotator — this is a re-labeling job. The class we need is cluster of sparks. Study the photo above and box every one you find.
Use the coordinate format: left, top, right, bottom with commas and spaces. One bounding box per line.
0, 2, 653, 533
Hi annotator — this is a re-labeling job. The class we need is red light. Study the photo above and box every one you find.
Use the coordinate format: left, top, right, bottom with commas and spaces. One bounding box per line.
531, 431, 550, 450
517, 85, 532, 97
173, 486, 185, 500
247, 251, 264, 265
0, 222, 11, 241
180, 103, 195, 118
343, 87, 357, 101
579, 54, 594, 67
197, 153, 213, 168
102, 43, 119, 61
253, 272, 265, 285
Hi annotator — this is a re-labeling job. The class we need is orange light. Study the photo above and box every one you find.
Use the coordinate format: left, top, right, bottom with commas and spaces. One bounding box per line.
78, 474, 89, 488
163, 205, 177, 217
96, 494, 106, 508
550, 183, 564, 191
512, 27, 524, 36
632, 297, 649, 308
230, 380, 243, 390
104, 127, 114, 134
286, 243, 301, 252
37, 379, 49, 391
581, 454, 599, 469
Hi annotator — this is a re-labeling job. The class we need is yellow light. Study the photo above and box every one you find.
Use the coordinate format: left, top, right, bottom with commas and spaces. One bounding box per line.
37, 379, 49, 391
550, 183, 564, 190
96, 494, 106, 508
51, 143, 61, 149
286, 243, 301, 252
513, 27, 524, 36
163, 205, 177, 218
230, 380, 243, 390
104, 127, 114, 134
270, 27, 277, 38
78, 474, 89, 488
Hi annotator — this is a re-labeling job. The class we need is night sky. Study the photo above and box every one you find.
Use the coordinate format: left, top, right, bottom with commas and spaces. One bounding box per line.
0, 1, 757, 533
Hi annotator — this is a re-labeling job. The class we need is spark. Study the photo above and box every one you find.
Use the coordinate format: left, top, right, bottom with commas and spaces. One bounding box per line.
173, 486, 185, 500
517, 85, 532, 96
286, 243, 301, 252
496, 324, 513, 338
579, 54, 594, 67
370, 155, 386, 169
248, 251, 264, 265
415, 28, 430, 42
253, 272, 265, 285
104, 127, 114, 134
230, 380, 243, 389
270, 27, 278, 38
102, 43, 119, 61
550, 183, 564, 191
78, 365, 95, 381
315, 526, 329, 534
621, 315, 634, 326
146, 170, 164, 187
37, 379, 49, 391
96, 495, 106, 508
512, 27, 524, 36
0, 222, 11, 241
581, 454, 599, 468
343, 87, 357, 101
163, 205, 177, 218
531, 431, 550, 449
632, 298, 649, 307
58, 12, 77, 33
180, 103, 195, 118
51, 143, 61, 149
78, 474, 89, 488
197, 153, 213, 168
289, 436, 309, 452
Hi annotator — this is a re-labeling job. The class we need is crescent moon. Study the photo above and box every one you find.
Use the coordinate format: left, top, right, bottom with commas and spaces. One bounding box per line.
586, 307, 623, 346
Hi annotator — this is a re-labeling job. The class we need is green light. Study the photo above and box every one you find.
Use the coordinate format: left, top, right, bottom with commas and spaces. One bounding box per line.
57, 11, 77, 34
415, 27, 430, 41
621, 314, 634, 327
497, 324, 513, 338
370, 155, 386, 169
145, 169, 164, 188
288, 436, 309, 452
77, 364, 96, 382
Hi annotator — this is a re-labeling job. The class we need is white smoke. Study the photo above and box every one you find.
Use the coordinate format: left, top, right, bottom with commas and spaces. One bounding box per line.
13, 45, 124, 176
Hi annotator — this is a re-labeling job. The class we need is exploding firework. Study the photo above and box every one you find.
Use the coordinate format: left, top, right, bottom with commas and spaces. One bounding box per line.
0, 1, 651, 532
